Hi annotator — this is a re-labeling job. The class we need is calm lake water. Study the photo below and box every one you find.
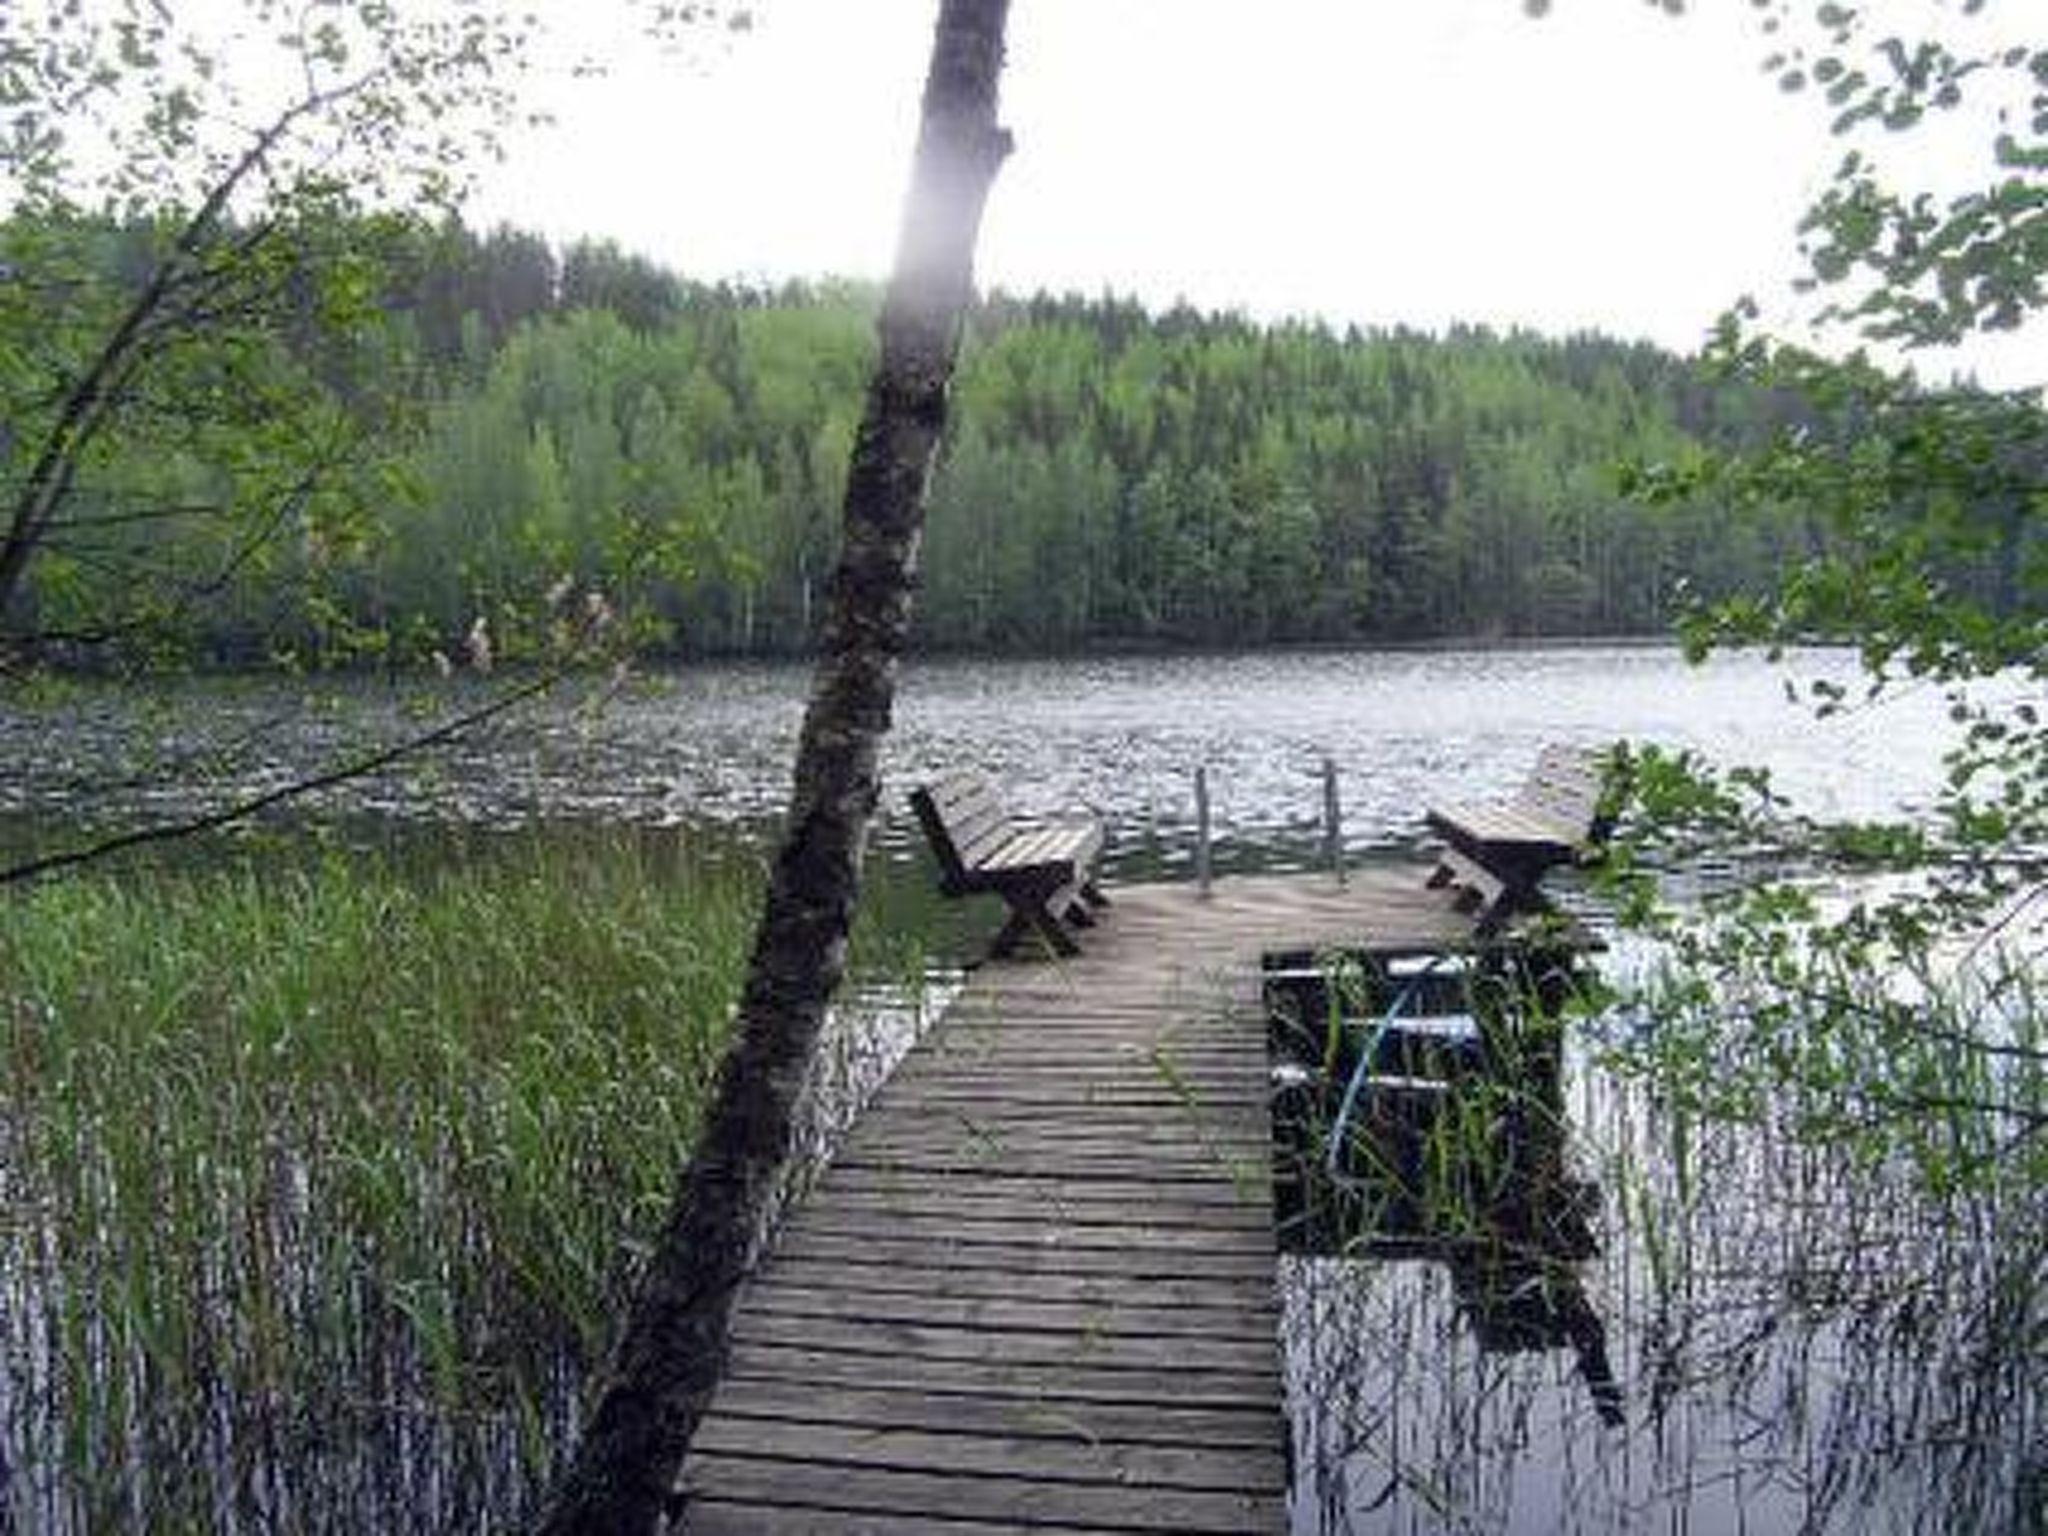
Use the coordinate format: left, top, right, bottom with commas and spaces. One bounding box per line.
1, 642, 1959, 881
5, 643, 2034, 1534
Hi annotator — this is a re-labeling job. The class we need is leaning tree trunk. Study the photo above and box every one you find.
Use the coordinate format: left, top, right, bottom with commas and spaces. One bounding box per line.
531, 5, 1012, 1533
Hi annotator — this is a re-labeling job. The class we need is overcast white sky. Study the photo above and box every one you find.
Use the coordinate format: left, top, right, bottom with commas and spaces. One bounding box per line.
473, 1, 2040, 384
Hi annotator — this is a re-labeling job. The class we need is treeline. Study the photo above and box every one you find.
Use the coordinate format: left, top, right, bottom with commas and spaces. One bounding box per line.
363, 223, 1814, 655
12, 216, 1823, 663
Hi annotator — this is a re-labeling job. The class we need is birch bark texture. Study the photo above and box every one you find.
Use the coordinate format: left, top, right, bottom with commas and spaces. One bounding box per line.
532, 4, 1013, 1532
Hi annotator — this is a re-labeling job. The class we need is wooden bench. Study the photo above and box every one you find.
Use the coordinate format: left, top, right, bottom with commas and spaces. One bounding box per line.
1424, 744, 1618, 936
908, 771, 1109, 959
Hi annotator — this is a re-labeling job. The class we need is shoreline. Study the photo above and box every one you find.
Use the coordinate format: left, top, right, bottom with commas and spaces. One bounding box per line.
8, 631, 1712, 691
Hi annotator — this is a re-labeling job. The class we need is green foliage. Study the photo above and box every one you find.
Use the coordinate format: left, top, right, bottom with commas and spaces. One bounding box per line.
485, 292, 1819, 652
1747, 3, 2048, 348
0, 3, 745, 678
0, 1, 552, 673
1606, 1, 2047, 1198
1, 204, 422, 665
388, 287, 1825, 655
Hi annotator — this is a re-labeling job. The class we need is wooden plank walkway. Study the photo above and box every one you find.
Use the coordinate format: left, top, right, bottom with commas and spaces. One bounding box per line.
677, 867, 1508, 1535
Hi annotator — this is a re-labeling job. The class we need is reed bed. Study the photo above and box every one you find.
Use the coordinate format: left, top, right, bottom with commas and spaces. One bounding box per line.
0, 832, 889, 1531
1277, 951, 2047, 1534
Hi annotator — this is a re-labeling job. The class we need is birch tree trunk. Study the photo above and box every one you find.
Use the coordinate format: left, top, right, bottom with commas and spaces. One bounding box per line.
532, 5, 1012, 1531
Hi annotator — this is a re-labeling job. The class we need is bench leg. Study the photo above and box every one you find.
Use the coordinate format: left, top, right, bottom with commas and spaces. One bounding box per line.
1051, 873, 1110, 930
989, 891, 1081, 960
1473, 886, 1547, 939
988, 907, 1032, 959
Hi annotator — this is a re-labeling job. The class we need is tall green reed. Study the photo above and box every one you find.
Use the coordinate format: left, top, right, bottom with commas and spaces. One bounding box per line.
1, 833, 785, 1529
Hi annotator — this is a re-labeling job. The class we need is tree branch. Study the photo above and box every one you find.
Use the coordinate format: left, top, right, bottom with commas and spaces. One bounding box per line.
0, 70, 373, 618
1, 666, 567, 886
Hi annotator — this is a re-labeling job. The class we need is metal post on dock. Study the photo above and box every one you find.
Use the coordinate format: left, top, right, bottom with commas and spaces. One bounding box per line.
1194, 763, 1212, 898
1322, 756, 1345, 885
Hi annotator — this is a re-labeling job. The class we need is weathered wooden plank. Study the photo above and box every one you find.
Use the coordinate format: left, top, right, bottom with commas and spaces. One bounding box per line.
870, 1054, 1265, 1086
721, 1341, 1279, 1408
839, 1109, 1261, 1139
840, 1112, 1265, 1141
865, 1086, 1263, 1112
749, 1260, 1272, 1315
825, 1163, 1268, 1192
923, 1008, 1258, 1031
753, 1255, 1268, 1305
952, 814, 1027, 869
765, 1229, 1277, 1282
821, 1167, 1269, 1208
833, 1134, 1263, 1169
844, 1106, 1268, 1137
701, 1379, 1280, 1450
909, 1042, 1262, 1067
835, 1125, 1271, 1166
899, 1058, 1266, 1084
865, 1074, 1265, 1105
806, 1179, 1269, 1212
981, 823, 1097, 872
1432, 799, 1574, 850
926, 770, 992, 809
1428, 846, 1507, 919
924, 1015, 1247, 1038
877, 1075, 1262, 1096
678, 1456, 1281, 1533
738, 1284, 1278, 1343
681, 1504, 1129, 1536
930, 1009, 1216, 1029
843, 1100, 1264, 1130
689, 1418, 1286, 1491
877, 1062, 1262, 1089
916, 1025, 1261, 1049
728, 1312, 1277, 1375
924, 1025, 1215, 1045
826, 1158, 1269, 1190
781, 1210, 1272, 1255
793, 1212, 1272, 1249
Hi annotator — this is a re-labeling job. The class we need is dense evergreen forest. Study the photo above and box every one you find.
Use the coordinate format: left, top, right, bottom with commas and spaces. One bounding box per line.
13, 217, 1826, 664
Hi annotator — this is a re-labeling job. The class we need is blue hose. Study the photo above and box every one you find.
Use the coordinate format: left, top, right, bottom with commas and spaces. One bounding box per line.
1326, 955, 1454, 1184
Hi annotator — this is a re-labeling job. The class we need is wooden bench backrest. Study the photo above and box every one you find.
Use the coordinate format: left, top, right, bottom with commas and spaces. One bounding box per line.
1513, 744, 1617, 845
909, 771, 1012, 889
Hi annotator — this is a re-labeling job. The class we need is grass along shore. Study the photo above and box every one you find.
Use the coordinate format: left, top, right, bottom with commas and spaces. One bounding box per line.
0, 832, 926, 1531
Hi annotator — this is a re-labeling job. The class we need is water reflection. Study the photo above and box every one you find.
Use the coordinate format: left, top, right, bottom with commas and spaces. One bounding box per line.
1267, 948, 2047, 1534
1268, 944, 1625, 1452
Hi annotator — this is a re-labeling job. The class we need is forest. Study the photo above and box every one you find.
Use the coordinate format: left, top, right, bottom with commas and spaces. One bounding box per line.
8, 215, 1834, 667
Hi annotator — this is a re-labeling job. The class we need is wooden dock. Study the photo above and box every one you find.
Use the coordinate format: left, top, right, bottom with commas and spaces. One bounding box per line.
678, 867, 1521, 1535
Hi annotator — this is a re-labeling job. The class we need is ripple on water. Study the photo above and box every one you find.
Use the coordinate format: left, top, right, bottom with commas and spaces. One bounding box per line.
0, 644, 1969, 880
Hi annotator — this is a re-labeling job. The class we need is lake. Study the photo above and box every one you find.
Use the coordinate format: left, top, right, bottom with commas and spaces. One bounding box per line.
1, 642, 1957, 883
